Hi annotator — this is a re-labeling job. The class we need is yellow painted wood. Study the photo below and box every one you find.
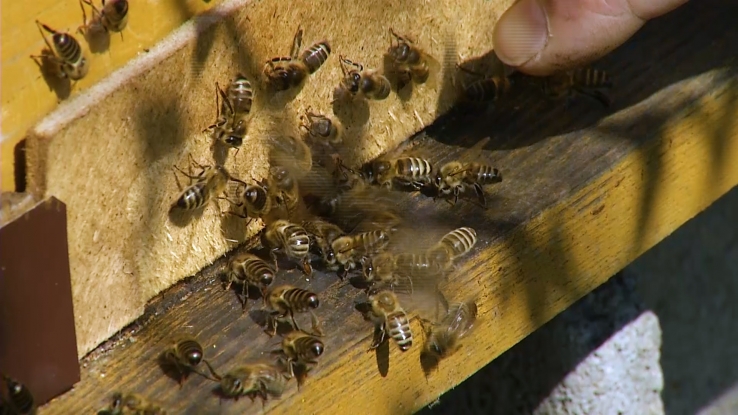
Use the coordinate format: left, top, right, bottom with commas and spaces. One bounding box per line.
0, 0, 221, 190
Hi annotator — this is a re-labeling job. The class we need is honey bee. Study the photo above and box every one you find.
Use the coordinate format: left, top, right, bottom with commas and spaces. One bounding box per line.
79, 0, 129, 39
268, 134, 313, 174
428, 227, 477, 265
97, 392, 165, 415
263, 220, 312, 275
542, 67, 613, 107
336, 56, 391, 101
228, 178, 274, 221
171, 157, 230, 212
435, 161, 502, 206
331, 229, 391, 276
1, 375, 34, 415
226, 253, 275, 309
204, 82, 248, 150
264, 284, 322, 336
457, 64, 511, 104
268, 165, 300, 217
159, 338, 206, 385
274, 331, 325, 380
385, 28, 432, 90
371, 157, 434, 190
367, 290, 413, 351
204, 361, 287, 403
302, 219, 345, 270
263, 26, 331, 92
299, 107, 343, 146
32, 21, 89, 81
362, 251, 446, 293
226, 73, 254, 118
423, 300, 478, 361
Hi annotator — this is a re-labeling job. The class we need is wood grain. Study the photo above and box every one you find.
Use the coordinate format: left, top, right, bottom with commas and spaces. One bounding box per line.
36, 1, 738, 413
0, 0, 225, 190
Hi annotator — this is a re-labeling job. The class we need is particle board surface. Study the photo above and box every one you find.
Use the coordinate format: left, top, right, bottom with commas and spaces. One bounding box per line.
37, 0, 738, 413
23, 0, 514, 356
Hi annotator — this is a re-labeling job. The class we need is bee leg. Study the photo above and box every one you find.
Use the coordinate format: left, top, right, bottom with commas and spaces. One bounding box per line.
472, 183, 486, 208
309, 311, 323, 337
240, 283, 249, 311
269, 250, 280, 272
77, 0, 88, 35
369, 324, 387, 351
301, 257, 313, 277
265, 313, 279, 337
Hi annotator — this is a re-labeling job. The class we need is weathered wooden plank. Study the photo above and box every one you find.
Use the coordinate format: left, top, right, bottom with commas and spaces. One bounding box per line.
38, 0, 738, 414
0, 0, 223, 190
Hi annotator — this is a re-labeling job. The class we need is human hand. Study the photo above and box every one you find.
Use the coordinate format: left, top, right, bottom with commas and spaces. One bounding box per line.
492, 0, 690, 76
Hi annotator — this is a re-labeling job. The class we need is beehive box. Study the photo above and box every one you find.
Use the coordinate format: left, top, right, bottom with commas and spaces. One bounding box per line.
7, 0, 514, 357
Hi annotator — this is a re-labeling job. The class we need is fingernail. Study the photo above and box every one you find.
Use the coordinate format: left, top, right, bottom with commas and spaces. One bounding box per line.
493, 0, 549, 67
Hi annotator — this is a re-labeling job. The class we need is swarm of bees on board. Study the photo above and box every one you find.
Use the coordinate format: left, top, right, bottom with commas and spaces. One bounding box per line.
20, 6, 614, 412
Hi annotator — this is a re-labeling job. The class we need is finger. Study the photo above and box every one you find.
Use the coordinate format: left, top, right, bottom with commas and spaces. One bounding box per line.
493, 0, 689, 76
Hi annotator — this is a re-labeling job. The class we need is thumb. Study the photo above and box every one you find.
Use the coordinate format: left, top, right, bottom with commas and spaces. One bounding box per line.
492, 0, 689, 76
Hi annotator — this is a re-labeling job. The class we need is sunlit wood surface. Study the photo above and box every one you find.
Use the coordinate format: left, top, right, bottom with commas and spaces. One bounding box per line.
33, 1, 738, 413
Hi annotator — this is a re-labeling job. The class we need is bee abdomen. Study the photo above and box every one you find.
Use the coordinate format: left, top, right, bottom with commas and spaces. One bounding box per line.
5, 378, 34, 414
104, 0, 129, 31
470, 164, 502, 184
53, 33, 83, 63
361, 230, 390, 253
284, 288, 319, 312
387, 312, 413, 351
176, 183, 207, 210
175, 339, 204, 366
301, 42, 331, 74
283, 225, 311, 258
229, 74, 254, 115
573, 68, 612, 88
245, 185, 269, 211
439, 227, 477, 259
243, 256, 274, 282
397, 157, 433, 179
361, 75, 391, 100
464, 77, 509, 103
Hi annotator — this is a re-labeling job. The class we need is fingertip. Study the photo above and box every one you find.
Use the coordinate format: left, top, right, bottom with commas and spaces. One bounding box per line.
493, 0, 549, 68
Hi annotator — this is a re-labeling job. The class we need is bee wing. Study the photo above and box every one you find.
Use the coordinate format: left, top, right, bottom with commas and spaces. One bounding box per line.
418, 49, 442, 91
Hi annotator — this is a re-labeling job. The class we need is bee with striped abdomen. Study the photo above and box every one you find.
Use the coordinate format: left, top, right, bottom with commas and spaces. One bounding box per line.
428, 227, 477, 271
371, 157, 434, 190
170, 157, 230, 212
264, 284, 322, 336
228, 178, 274, 221
457, 64, 511, 104
335, 56, 391, 102
263, 220, 312, 275
273, 331, 325, 381
331, 229, 391, 277
542, 67, 613, 107
299, 107, 343, 147
226, 253, 276, 309
367, 290, 413, 351
159, 338, 207, 385
302, 219, 345, 271
32, 20, 89, 81
204, 361, 287, 403
1, 375, 34, 415
435, 161, 502, 206
263, 26, 331, 92
268, 165, 300, 218
385, 28, 434, 90
204, 82, 248, 151
422, 299, 478, 362
79, 0, 128, 40
226, 73, 254, 119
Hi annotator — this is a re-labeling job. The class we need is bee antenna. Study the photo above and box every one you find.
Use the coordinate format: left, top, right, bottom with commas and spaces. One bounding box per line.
202, 360, 222, 381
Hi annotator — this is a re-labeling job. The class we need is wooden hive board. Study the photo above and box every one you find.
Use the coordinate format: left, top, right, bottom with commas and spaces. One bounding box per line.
37, 0, 738, 413
22, 0, 514, 357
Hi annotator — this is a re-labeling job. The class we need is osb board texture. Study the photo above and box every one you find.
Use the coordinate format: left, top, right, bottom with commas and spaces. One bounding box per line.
37, 1, 738, 411
0, 0, 222, 190
24, 0, 514, 357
